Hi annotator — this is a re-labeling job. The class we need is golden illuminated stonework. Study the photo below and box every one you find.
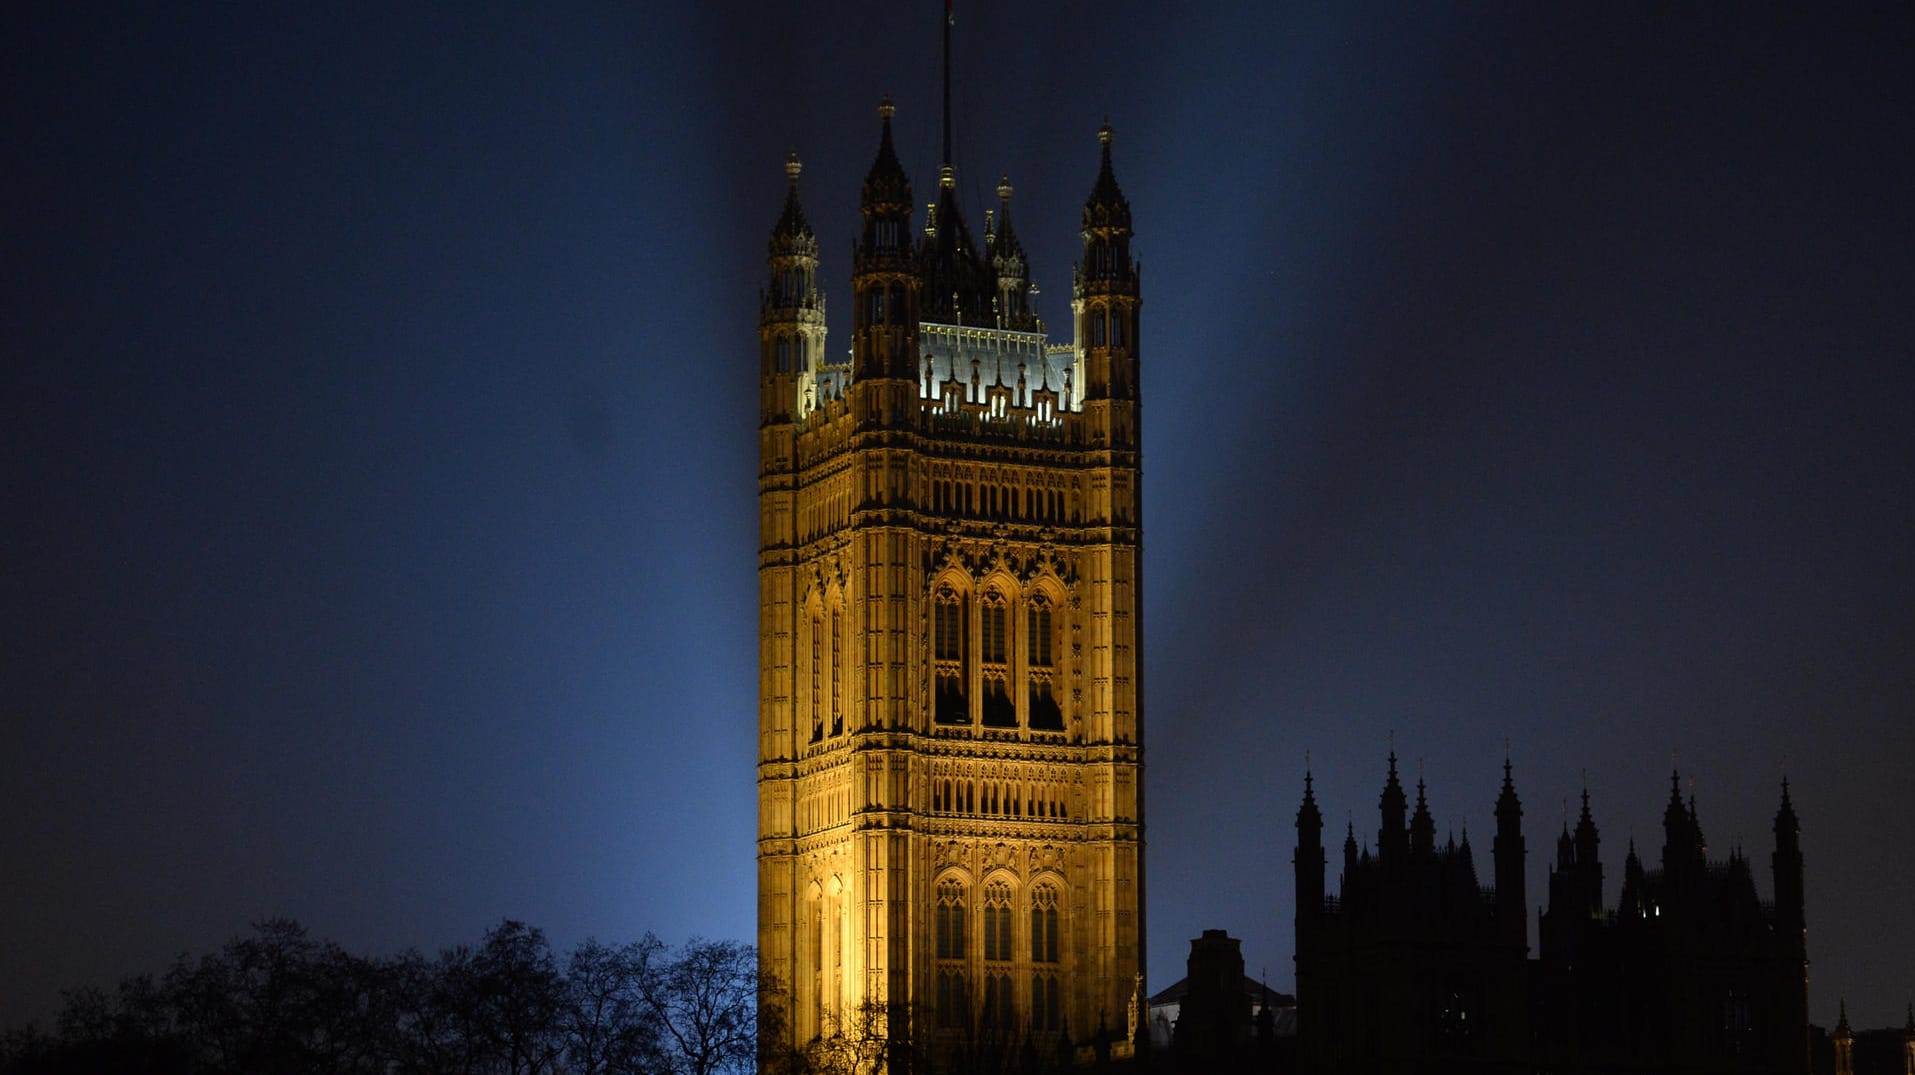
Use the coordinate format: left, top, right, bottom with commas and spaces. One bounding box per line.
756, 106, 1143, 1069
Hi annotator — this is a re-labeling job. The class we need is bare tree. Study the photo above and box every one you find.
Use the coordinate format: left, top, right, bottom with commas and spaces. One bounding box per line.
563, 938, 663, 1075
634, 936, 756, 1075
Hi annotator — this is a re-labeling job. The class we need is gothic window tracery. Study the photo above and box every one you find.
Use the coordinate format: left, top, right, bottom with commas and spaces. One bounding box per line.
1028, 593, 1063, 730
1030, 885, 1060, 964
983, 881, 1014, 963
936, 878, 970, 1030
981, 590, 1014, 727
829, 606, 844, 737
809, 613, 824, 742
934, 584, 967, 725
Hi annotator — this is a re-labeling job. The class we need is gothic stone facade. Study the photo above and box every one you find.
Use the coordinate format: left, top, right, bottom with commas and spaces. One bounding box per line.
756, 103, 1144, 1065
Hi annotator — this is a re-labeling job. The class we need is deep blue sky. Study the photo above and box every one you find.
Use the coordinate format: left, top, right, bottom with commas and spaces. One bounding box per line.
5, 2, 1912, 1032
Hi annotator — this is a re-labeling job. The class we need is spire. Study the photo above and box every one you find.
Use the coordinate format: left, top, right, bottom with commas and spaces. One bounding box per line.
859, 96, 912, 244
1491, 753, 1526, 946
1574, 787, 1599, 855
1082, 121, 1132, 233
770, 150, 813, 246
761, 150, 824, 426
1379, 751, 1409, 863
1837, 999, 1850, 1035
918, 172, 993, 325
1496, 755, 1522, 824
1410, 774, 1436, 858
1663, 768, 1689, 844
1775, 776, 1800, 840
1296, 766, 1326, 919
1297, 768, 1323, 835
994, 176, 1025, 256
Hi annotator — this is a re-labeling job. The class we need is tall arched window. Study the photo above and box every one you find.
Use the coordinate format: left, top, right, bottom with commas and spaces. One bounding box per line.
936, 879, 967, 960
980, 592, 1013, 727
809, 614, 824, 743
982, 881, 1017, 1030
829, 607, 844, 737
983, 881, 1014, 963
1030, 885, 1060, 964
936, 879, 969, 1030
933, 585, 966, 725
1031, 972, 1061, 1033
1027, 595, 1062, 730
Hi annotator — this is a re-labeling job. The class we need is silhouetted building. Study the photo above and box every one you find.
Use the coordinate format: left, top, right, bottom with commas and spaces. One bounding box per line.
1294, 758, 1530, 1072
1295, 758, 1812, 1074
1148, 930, 1295, 1072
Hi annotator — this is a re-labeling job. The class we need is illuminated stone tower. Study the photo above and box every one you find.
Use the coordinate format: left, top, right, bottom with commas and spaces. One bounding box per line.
756, 103, 1144, 1067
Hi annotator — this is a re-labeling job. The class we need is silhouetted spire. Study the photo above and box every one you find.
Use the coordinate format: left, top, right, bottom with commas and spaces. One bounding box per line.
1410, 775, 1436, 858
1775, 776, 1800, 843
1620, 837, 1645, 915
1574, 786, 1600, 868
1379, 751, 1408, 863
1296, 768, 1326, 921
1492, 753, 1526, 948
1298, 768, 1323, 835
1662, 769, 1691, 873
1773, 777, 1806, 934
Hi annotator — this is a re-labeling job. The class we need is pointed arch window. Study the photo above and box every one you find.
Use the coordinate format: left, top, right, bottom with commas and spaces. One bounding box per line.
1031, 973, 1062, 1033
933, 585, 967, 725
983, 881, 1014, 963
982, 598, 1007, 664
1030, 885, 1060, 964
981, 972, 1014, 1031
809, 614, 824, 743
829, 607, 844, 737
936, 970, 969, 1030
936, 878, 970, 1030
980, 592, 1013, 727
936, 879, 967, 960
1027, 595, 1062, 730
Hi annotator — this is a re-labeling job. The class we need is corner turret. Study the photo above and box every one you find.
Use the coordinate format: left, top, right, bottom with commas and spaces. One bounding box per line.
1296, 769, 1325, 924
1378, 751, 1409, 866
1572, 787, 1602, 916
1410, 775, 1436, 860
761, 151, 826, 426
1493, 755, 1527, 950
1074, 123, 1140, 417
852, 98, 920, 393
989, 175, 1037, 331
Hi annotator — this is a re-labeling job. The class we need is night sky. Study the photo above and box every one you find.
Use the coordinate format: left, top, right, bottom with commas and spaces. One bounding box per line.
6, 2, 1912, 1033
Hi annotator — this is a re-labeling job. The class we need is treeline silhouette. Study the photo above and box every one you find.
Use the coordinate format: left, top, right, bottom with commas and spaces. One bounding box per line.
0, 918, 756, 1075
